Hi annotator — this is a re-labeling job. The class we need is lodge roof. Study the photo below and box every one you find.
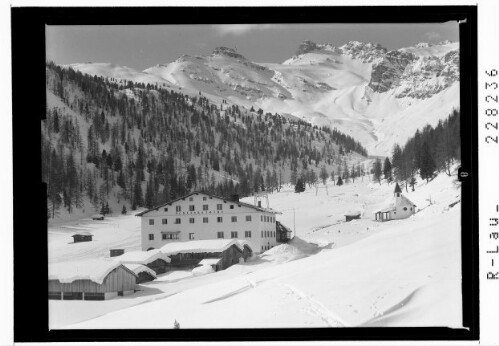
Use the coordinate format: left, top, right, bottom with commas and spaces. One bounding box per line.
135, 191, 280, 216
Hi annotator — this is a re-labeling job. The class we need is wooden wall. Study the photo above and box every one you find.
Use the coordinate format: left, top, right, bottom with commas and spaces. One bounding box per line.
48, 266, 136, 293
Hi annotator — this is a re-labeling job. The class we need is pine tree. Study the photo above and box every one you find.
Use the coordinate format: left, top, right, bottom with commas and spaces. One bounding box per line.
420, 141, 436, 182
383, 157, 393, 183
294, 178, 305, 193
373, 158, 382, 185
122, 204, 127, 215
336, 176, 343, 186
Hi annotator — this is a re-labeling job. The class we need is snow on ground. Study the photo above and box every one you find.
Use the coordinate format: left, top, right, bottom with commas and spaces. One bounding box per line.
49, 169, 462, 329
48, 211, 144, 264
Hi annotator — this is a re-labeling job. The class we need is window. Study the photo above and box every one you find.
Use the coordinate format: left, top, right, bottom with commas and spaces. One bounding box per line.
189, 197, 194, 201
149, 219, 154, 225
231, 216, 237, 222
261, 215, 263, 221
217, 232, 224, 239
217, 217, 223, 223
162, 219, 167, 225
203, 204, 209, 211
261, 231, 263, 237
189, 218, 195, 224
217, 204, 223, 210
403, 207, 407, 211
231, 231, 238, 238
230, 205, 234, 209
189, 233, 195, 240
246, 215, 252, 222
175, 218, 181, 224
189, 205, 195, 211
149, 234, 154, 240
245, 231, 252, 238
203, 217, 208, 223
176, 206, 181, 212
163, 233, 179, 240
164, 207, 168, 212
410, 207, 413, 211
203, 197, 207, 201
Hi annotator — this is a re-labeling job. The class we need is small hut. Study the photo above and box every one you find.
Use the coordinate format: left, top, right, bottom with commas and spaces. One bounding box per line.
72, 231, 93, 243
112, 249, 171, 274
123, 263, 157, 284
344, 211, 361, 222
374, 183, 417, 222
276, 221, 293, 242
160, 239, 253, 271
48, 259, 137, 300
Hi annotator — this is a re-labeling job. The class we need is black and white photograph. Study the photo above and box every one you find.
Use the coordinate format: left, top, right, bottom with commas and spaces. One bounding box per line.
43, 20, 465, 329
7, 3, 489, 344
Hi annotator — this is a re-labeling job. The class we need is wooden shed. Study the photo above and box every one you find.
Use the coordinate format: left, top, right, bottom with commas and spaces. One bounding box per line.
161, 239, 253, 271
345, 211, 361, 222
48, 259, 137, 300
111, 249, 171, 275
72, 231, 93, 243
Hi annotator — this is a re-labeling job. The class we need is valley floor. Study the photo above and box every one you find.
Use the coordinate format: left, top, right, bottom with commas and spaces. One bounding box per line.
48, 171, 462, 329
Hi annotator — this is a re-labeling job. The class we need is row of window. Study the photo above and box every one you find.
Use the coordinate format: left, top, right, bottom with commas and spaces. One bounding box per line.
261, 245, 274, 251
217, 231, 252, 238
261, 215, 275, 223
166, 203, 235, 213
149, 215, 254, 225
261, 230, 275, 238
148, 231, 254, 241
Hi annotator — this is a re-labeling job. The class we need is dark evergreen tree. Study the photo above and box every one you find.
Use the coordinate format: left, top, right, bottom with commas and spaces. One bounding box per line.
420, 141, 436, 182
383, 157, 393, 183
122, 204, 127, 215
294, 178, 305, 193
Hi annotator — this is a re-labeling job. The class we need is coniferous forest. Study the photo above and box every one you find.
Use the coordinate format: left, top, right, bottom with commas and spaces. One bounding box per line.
383, 109, 460, 191
42, 62, 369, 219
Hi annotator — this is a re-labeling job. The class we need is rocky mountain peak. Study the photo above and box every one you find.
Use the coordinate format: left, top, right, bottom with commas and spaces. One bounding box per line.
296, 40, 320, 55
212, 46, 246, 60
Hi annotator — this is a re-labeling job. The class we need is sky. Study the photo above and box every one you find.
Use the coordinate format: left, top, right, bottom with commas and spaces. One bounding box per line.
46, 22, 459, 71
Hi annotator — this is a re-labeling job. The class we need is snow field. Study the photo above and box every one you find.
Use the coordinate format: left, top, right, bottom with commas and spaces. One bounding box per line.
49, 169, 462, 329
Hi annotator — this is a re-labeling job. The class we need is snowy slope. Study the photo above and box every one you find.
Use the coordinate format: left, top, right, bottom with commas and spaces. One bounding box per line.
49, 169, 462, 329
66, 40, 459, 156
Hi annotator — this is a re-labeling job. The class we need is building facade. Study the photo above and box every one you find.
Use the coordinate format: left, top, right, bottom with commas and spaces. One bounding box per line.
137, 192, 280, 253
374, 183, 417, 221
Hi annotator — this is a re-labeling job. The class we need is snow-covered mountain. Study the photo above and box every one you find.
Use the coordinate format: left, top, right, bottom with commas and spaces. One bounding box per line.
66, 40, 459, 155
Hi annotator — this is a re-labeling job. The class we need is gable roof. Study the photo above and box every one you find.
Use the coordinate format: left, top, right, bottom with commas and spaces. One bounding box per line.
374, 194, 416, 213
160, 239, 252, 256
49, 259, 136, 284
111, 249, 171, 265
135, 191, 280, 217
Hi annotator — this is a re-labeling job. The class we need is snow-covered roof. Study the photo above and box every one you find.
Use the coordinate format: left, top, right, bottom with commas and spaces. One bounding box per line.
111, 249, 171, 265
123, 263, 157, 278
198, 258, 222, 266
374, 194, 416, 213
135, 191, 281, 216
72, 231, 93, 236
160, 239, 252, 256
49, 259, 134, 284
344, 211, 361, 217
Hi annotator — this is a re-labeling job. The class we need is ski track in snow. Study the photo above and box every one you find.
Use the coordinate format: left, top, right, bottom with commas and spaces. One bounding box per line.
283, 283, 346, 327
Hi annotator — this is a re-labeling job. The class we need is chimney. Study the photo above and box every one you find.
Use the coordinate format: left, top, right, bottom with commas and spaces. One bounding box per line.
231, 194, 239, 202
110, 249, 124, 257
258, 201, 262, 208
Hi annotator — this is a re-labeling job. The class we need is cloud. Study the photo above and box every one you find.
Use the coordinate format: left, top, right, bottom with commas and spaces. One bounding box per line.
423, 31, 441, 42
213, 24, 278, 36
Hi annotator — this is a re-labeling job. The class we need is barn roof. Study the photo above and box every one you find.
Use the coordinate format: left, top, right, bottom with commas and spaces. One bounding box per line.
49, 259, 136, 284
135, 191, 280, 217
111, 249, 171, 265
123, 263, 157, 278
72, 231, 93, 237
160, 239, 253, 256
